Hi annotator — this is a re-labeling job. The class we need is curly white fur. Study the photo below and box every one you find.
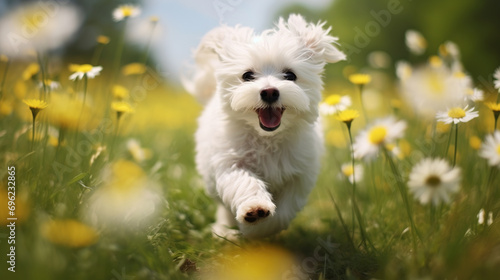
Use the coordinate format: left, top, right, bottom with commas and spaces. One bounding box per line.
184, 14, 345, 239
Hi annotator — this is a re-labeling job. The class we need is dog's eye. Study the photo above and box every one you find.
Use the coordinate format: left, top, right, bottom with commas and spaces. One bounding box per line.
284, 71, 297, 81
242, 71, 255, 82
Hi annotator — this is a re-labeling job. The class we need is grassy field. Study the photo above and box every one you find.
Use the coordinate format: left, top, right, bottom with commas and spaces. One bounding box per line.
1, 59, 499, 279
1, 5, 500, 280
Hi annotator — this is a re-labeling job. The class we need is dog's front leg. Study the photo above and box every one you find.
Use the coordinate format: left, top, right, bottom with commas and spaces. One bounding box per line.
216, 166, 276, 225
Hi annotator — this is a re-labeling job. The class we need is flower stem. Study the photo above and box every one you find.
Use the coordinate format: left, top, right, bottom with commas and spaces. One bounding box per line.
346, 123, 374, 251
0, 59, 10, 99
493, 111, 499, 131
37, 52, 48, 99
113, 19, 128, 82
453, 123, 458, 167
91, 43, 105, 66
31, 115, 36, 152
383, 148, 421, 253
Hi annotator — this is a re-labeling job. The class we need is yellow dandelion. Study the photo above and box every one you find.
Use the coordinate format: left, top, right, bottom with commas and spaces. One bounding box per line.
112, 101, 134, 122
23, 99, 48, 149
41, 219, 98, 248
112, 85, 130, 100
485, 102, 500, 129
348, 73, 371, 85
206, 246, 296, 280
111, 101, 134, 114
121, 63, 147, 76
336, 109, 360, 124
23, 99, 48, 118
22, 63, 40, 80
485, 102, 500, 112
96, 35, 110, 45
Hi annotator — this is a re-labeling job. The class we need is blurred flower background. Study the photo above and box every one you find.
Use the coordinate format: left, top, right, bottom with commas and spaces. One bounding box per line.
1, 0, 500, 279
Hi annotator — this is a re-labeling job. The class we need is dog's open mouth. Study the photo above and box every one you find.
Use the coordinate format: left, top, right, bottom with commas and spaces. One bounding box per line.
257, 107, 285, 131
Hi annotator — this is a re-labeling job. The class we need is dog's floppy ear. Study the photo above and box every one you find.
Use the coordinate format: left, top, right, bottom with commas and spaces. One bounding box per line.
278, 14, 346, 63
183, 26, 253, 103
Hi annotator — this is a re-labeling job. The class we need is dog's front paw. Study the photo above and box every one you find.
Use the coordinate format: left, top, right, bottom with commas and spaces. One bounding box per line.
236, 198, 276, 224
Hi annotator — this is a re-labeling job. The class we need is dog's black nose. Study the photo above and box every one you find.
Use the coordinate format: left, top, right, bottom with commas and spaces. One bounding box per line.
260, 87, 279, 104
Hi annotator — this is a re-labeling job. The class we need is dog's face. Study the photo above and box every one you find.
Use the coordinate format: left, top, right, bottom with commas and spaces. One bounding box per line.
207, 15, 346, 135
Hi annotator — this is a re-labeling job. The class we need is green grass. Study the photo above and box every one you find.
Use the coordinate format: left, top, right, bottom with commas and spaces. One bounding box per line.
1, 28, 500, 280
2, 83, 499, 280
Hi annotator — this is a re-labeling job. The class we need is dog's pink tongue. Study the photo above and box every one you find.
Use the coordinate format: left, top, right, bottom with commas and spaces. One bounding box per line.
258, 108, 282, 128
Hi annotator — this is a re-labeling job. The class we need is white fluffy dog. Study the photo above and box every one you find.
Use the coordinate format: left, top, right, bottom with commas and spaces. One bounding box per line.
184, 14, 345, 239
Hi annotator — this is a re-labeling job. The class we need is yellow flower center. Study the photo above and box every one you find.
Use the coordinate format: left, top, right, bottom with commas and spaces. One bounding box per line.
425, 175, 441, 188
325, 94, 341, 105
121, 6, 134, 17
342, 165, 354, 177
76, 64, 94, 73
497, 144, 500, 156
368, 126, 387, 145
447, 107, 466, 119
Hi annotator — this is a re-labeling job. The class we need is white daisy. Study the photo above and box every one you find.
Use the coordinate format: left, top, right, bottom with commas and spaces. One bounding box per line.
439, 41, 460, 60
494, 67, 500, 92
405, 30, 427, 55
398, 59, 469, 118
353, 116, 407, 161
436, 105, 479, 124
38, 79, 61, 91
340, 163, 364, 184
0, 2, 83, 57
69, 64, 103, 81
408, 158, 461, 205
395, 61, 412, 82
112, 4, 141, 22
465, 88, 484, 103
479, 131, 500, 168
319, 94, 352, 115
